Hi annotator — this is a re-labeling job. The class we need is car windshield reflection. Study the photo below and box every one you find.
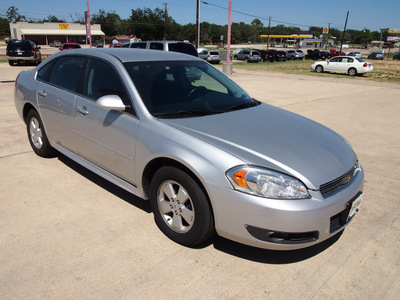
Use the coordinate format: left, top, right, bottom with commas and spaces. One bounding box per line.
124, 61, 258, 118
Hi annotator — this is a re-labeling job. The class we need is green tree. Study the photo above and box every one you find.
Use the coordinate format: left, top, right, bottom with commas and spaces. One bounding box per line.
7, 6, 27, 23
91, 9, 121, 36
43, 15, 66, 23
251, 18, 263, 43
0, 17, 10, 36
127, 7, 166, 40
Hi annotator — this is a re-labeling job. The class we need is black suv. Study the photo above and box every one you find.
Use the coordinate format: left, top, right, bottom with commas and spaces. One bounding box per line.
6, 40, 42, 66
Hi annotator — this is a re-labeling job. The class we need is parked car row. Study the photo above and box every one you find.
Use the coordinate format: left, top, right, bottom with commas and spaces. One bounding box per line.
6, 39, 400, 68
233, 49, 305, 63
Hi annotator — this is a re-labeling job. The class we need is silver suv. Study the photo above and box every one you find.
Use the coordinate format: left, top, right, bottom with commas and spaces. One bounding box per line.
234, 49, 261, 63
122, 40, 198, 57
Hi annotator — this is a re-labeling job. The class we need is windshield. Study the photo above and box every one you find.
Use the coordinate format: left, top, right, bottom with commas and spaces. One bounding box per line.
124, 60, 258, 118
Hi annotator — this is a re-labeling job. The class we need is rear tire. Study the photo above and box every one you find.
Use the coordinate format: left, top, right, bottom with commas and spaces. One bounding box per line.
348, 68, 357, 76
150, 166, 215, 246
26, 110, 55, 157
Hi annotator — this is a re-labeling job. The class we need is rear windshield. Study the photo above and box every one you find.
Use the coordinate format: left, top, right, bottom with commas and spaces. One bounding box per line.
210, 51, 219, 55
8, 40, 32, 50
168, 43, 198, 57
64, 44, 80, 49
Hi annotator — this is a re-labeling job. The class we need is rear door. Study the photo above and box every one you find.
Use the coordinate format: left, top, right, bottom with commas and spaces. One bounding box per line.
37, 56, 86, 149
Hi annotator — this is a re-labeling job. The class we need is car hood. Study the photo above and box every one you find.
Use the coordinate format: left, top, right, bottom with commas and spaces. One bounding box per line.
160, 104, 356, 189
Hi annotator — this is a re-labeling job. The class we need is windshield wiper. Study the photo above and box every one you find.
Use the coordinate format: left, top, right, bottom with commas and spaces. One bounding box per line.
154, 110, 224, 118
224, 101, 259, 112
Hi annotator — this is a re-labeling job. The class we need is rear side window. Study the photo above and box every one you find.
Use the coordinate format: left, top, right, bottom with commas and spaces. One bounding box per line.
49, 56, 86, 91
37, 60, 55, 82
168, 43, 198, 57
130, 42, 147, 49
149, 42, 163, 50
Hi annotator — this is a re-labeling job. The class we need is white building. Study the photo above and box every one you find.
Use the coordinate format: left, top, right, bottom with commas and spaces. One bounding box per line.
9, 22, 105, 45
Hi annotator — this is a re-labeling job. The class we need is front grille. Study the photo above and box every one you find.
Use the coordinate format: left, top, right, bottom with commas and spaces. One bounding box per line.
320, 164, 358, 197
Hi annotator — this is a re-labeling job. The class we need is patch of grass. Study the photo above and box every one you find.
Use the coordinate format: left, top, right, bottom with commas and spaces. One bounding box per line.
233, 59, 400, 84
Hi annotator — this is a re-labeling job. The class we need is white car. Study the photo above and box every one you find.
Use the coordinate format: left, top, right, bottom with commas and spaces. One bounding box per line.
311, 56, 373, 76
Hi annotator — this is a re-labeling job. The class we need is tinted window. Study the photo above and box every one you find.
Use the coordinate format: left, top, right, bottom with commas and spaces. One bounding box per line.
50, 57, 86, 91
130, 42, 147, 49
168, 43, 198, 57
7, 40, 33, 51
84, 59, 130, 106
63, 44, 80, 49
149, 43, 163, 50
37, 60, 55, 82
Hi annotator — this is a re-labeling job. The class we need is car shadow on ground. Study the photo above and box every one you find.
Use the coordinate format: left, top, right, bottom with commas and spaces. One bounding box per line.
58, 153, 152, 213
57, 153, 343, 264
210, 232, 343, 264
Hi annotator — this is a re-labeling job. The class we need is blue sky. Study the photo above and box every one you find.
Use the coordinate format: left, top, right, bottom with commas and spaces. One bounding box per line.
2, 0, 399, 32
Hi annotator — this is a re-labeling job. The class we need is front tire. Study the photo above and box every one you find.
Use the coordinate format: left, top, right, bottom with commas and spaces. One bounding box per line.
150, 166, 215, 246
315, 65, 324, 73
26, 110, 55, 157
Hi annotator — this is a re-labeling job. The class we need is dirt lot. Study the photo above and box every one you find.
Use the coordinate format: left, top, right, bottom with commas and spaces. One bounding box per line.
1, 62, 400, 299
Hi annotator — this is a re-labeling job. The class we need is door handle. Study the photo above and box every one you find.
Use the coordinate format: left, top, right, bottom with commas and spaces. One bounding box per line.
38, 90, 47, 97
76, 106, 89, 115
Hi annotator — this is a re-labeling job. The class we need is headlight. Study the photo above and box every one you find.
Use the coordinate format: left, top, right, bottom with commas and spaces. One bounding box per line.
226, 166, 310, 199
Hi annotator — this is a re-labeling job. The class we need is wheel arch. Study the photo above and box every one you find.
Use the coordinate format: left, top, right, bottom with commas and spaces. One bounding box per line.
142, 157, 213, 210
22, 103, 37, 124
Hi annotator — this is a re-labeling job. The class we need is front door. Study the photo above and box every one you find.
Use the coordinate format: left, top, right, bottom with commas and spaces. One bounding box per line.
70, 58, 139, 184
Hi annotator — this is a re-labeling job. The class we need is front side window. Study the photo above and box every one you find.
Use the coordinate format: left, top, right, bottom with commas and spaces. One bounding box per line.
124, 60, 258, 117
330, 57, 341, 63
49, 56, 86, 91
83, 59, 130, 107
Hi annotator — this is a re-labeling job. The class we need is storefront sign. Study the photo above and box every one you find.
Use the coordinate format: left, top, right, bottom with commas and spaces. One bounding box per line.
59, 24, 69, 30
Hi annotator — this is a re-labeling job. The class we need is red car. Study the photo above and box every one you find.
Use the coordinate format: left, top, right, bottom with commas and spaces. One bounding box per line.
109, 43, 123, 48
60, 42, 81, 51
330, 49, 346, 57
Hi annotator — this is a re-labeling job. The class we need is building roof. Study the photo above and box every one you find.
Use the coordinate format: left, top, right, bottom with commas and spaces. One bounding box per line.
20, 29, 105, 36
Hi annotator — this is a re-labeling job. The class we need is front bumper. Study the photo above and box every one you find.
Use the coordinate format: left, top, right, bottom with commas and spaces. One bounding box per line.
207, 166, 364, 250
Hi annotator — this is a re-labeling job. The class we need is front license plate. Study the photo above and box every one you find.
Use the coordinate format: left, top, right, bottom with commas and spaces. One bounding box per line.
347, 194, 362, 221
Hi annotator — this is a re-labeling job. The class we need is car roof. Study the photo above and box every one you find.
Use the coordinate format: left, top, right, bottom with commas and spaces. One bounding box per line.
47, 48, 201, 63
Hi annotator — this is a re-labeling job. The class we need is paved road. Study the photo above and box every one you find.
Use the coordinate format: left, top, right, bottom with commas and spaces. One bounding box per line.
1, 62, 399, 299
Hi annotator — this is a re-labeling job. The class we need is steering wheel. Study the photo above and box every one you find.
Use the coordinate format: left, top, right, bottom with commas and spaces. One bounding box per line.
186, 86, 207, 101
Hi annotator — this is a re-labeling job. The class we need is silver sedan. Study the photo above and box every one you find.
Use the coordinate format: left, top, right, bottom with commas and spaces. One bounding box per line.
14, 48, 364, 250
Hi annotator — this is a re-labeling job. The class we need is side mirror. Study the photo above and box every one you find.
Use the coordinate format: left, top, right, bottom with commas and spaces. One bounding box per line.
96, 95, 126, 111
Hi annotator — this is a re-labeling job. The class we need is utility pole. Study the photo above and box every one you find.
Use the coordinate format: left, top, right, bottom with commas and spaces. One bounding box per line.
267, 16, 271, 50
163, 3, 168, 40
195, 0, 200, 48
340, 11, 349, 52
